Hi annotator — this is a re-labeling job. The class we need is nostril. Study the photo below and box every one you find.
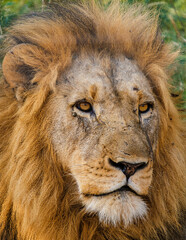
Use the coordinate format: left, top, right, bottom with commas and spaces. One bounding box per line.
109, 158, 124, 171
108, 158, 147, 178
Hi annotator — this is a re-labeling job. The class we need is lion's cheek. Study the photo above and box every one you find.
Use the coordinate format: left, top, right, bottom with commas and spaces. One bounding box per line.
73, 172, 125, 196
128, 165, 153, 195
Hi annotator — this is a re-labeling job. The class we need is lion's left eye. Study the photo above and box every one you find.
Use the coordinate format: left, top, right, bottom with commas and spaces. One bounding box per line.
139, 103, 152, 114
75, 101, 93, 113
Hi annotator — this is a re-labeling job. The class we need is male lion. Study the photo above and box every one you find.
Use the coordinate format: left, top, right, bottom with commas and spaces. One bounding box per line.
0, 1, 185, 240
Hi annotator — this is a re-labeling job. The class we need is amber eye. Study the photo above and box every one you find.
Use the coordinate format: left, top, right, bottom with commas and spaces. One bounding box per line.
139, 103, 152, 114
75, 101, 93, 113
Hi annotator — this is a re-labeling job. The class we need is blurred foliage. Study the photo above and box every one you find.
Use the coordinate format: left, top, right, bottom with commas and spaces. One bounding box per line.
0, 0, 42, 28
0, 0, 185, 107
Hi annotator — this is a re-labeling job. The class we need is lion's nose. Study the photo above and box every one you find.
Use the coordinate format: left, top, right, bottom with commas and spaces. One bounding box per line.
109, 158, 147, 178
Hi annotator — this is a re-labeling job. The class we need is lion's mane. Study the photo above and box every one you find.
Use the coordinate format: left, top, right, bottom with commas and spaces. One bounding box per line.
0, 1, 185, 240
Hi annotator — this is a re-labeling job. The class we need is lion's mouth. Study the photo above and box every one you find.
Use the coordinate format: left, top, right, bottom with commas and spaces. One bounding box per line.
84, 185, 140, 197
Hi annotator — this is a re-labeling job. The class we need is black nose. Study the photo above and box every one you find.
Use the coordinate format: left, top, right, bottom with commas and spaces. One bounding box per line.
109, 158, 147, 178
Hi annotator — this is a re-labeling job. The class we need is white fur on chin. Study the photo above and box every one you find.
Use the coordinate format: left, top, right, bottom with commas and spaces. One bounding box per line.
83, 192, 147, 226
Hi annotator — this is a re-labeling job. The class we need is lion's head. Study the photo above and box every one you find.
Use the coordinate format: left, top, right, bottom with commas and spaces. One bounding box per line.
51, 54, 157, 226
0, 1, 185, 240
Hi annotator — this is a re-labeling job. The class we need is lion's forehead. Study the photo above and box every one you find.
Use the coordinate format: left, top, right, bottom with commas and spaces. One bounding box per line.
62, 55, 153, 99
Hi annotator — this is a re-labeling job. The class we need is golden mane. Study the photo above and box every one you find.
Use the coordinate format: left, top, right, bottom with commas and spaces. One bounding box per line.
0, 1, 185, 239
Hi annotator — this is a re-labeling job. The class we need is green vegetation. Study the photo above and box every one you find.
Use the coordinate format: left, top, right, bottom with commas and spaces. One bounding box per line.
0, 0, 41, 29
0, 0, 185, 107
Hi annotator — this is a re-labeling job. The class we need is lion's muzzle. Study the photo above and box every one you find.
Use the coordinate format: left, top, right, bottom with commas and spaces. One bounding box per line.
108, 158, 148, 179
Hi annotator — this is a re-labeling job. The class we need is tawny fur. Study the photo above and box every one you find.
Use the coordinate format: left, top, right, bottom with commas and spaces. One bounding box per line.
0, 1, 185, 239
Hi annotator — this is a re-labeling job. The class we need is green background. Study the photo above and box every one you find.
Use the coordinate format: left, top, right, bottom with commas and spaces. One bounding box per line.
0, 0, 185, 109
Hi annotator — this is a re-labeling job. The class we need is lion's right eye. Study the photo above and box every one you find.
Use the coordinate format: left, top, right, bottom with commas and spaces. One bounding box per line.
139, 103, 153, 114
75, 101, 93, 113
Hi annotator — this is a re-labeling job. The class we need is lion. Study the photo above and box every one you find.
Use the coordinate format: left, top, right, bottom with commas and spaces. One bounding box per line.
0, 1, 185, 240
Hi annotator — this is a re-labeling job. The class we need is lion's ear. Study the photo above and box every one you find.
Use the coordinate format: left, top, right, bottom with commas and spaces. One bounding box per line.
2, 44, 42, 88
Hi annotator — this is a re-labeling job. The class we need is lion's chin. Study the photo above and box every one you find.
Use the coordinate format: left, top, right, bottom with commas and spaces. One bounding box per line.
82, 191, 147, 226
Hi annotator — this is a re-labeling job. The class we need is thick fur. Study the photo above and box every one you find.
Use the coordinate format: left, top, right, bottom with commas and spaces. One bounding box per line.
0, 1, 185, 240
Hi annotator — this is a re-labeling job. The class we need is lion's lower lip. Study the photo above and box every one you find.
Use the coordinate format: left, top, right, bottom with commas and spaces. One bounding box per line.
84, 185, 139, 197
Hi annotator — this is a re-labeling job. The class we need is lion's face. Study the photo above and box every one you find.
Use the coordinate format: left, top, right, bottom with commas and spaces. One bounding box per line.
50, 54, 159, 225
